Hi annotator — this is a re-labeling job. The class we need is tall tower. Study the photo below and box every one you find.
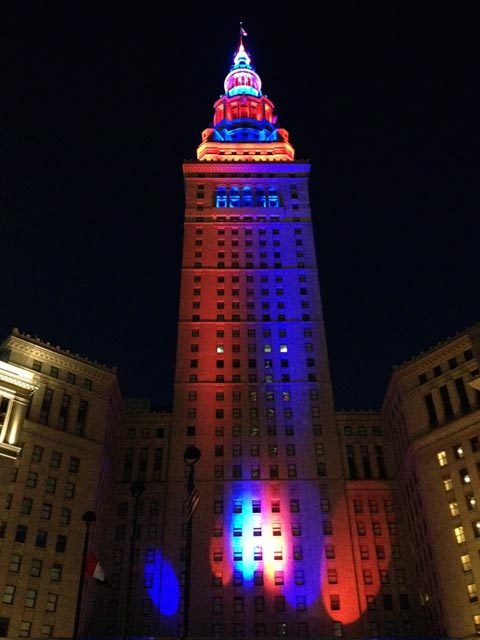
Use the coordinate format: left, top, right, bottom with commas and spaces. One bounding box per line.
163, 30, 366, 639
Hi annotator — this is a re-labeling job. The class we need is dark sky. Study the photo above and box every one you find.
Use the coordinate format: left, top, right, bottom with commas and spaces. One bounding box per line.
2, 3, 479, 410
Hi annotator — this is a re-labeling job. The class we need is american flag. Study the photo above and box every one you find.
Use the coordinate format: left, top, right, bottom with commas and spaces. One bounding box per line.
185, 485, 199, 521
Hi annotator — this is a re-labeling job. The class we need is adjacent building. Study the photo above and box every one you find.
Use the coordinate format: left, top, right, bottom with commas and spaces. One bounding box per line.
0, 329, 122, 638
383, 324, 480, 637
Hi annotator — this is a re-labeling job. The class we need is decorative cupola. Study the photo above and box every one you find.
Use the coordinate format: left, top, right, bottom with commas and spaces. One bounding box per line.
197, 25, 294, 161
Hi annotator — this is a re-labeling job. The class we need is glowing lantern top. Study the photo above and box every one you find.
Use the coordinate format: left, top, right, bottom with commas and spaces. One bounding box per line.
224, 42, 262, 98
196, 25, 295, 162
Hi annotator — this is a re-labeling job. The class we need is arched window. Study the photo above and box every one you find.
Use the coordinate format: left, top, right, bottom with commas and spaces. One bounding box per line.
256, 187, 266, 207
216, 187, 227, 208
268, 187, 279, 207
242, 187, 253, 207
229, 187, 241, 208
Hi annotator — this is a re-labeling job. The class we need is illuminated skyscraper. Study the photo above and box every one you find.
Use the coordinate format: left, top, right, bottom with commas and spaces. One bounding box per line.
162, 31, 422, 639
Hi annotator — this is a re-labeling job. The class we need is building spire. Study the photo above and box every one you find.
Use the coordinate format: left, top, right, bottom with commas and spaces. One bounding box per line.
239, 21, 247, 47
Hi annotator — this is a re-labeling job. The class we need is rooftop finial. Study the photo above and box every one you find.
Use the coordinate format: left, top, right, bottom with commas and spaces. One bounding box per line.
239, 21, 247, 47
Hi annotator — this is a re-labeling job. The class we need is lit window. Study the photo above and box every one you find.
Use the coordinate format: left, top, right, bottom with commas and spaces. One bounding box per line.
252, 500, 261, 513
461, 554, 471, 572
454, 526, 465, 543
443, 476, 453, 491
275, 571, 284, 585
233, 548, 242, 562
448, 500, 460, 516
467, 583, 478, 603
273, 546, 283, 560
466, 493, 476, 510
453, 444, 464, 459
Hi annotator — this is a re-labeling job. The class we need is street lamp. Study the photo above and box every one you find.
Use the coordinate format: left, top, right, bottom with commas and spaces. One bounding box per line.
73, 510, 96, 640
183, 445, 201, 639
122, 480, 146, 640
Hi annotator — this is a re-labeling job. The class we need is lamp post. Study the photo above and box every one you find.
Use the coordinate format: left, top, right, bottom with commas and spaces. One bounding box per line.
73, 510, 96, 640
122, 480, 146, 640
183, 445, 201, 639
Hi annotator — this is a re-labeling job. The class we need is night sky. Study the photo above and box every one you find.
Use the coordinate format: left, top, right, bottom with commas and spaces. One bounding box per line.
2, 4, 479, 411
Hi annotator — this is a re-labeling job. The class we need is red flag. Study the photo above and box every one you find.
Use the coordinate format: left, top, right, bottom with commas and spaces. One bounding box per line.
86, 551, 106, 584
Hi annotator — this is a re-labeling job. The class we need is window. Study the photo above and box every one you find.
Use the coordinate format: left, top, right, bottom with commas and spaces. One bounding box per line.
453, 443, 465, 459
254, 570, 263, 585
327, 569, 338, 584
30, 558, 42, 577
253, 546, 263, 561
35, 530, 47, 548
454, 526, 465, 543
473, 520, 480, 538
437, 450, 448, 466
45, 476, 57, 494
24, 588, 37, 608
460, 554, 471, 572
69, 456, 80, 473
55, 534, 67, 553
21, 497, 33, 515
467, 584, 478, 602
212, 597, 223, 613
448, 500, 460, 516
15, 524, 27, 542
376, 544, 385, 559
363, 569, 373, 584
60, 507, 71, 525
254, 596, 265, 612
275, 571, 284, 585
32, 445, 44, 462
470, 436, 480, 452
466, 493, 476, 510
39, 388, 54, 425
2, 585, 15, 604
443, 476, 453, 491
8, 553, 21, 573
424, 393, 438, 428
252, 499, 261, 513
233, 548, 243, 562
46, 592, 58, 612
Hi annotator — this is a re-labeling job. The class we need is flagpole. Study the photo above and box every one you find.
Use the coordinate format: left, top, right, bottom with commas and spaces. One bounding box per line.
73, 510, 96, 640
182, 445, 201, 639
